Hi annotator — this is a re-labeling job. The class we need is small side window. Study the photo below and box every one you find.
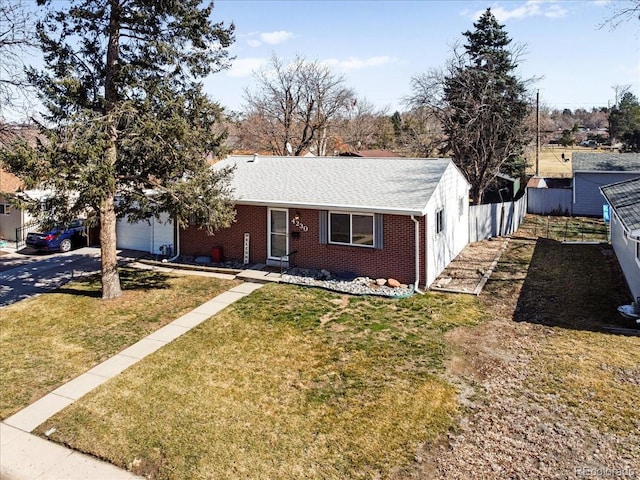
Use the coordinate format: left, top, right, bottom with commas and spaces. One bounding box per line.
436, 208, 444, 234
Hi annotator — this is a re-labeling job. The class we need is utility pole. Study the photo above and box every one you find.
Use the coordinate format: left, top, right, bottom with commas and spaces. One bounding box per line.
535, 90, 540, 176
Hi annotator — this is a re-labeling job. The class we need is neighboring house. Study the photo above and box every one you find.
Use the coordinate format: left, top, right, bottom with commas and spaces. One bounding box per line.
572, 152, 640, 217
339, 149, 401, 158
181, 155, 470, 289
0, 166, 32, 244
600, 177, 640, 301
0, 127, 42, 245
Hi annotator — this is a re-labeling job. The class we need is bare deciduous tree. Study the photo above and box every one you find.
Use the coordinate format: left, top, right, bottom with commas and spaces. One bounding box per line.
337, 97, 390, 153
242, 54, 355, 156
599, 0, 640, 29
0, 0, 37, 119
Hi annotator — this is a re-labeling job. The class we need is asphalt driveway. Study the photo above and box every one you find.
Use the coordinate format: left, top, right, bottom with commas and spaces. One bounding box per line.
0, 248, 142, 308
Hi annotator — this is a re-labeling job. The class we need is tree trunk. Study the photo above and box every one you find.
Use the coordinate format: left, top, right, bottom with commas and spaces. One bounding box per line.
100, 0, 122, 299
100, 192, 122, 299
471, 185, 482, 205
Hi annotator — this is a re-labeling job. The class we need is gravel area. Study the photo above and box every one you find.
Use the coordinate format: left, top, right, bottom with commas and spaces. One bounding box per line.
281, 268, 414, 297
431, 236, 509, 294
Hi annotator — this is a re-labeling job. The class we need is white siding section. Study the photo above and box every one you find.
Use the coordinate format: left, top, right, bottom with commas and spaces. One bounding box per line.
116, 213, 173, 254
610, 211, 640, 300
0, 204, 26, 242
425, 163, 470, 287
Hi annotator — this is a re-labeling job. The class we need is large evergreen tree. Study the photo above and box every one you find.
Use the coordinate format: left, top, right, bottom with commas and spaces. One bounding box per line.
408, 8, 531, 204
1, 0, 237, 299
609, 91, 640, 152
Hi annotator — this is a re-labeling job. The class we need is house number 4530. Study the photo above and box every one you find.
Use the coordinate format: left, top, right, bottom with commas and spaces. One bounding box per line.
291, 218, 309, 232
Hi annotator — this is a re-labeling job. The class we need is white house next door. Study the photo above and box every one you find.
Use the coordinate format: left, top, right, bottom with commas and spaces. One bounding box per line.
268, 208, 288, 261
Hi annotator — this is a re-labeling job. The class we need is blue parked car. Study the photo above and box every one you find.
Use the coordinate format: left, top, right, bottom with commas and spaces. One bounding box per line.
26, 219, 87, 253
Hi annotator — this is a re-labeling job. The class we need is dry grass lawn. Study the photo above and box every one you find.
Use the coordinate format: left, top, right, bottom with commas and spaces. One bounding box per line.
526, 145, 608, 178
36, 287, 487, 479
5, 215, 638, 479
0, 268, 239, 419
410, 215, 639, 478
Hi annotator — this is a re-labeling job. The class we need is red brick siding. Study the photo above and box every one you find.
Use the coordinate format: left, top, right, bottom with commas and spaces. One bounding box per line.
180, 205, 428, 286
181, 205, 267, 263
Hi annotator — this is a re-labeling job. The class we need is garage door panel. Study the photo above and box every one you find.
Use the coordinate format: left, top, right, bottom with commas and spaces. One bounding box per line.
116, 217, 151, 252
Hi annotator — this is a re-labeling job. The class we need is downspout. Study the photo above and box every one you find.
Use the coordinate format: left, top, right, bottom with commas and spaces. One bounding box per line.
165, 216, 180, 263
411, 215, 425, 294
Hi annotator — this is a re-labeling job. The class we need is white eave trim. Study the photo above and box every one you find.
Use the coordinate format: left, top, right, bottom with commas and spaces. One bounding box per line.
235, 199, 427, 216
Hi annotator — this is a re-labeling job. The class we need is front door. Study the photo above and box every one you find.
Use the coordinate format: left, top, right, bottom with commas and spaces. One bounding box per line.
268, 208, 288, 262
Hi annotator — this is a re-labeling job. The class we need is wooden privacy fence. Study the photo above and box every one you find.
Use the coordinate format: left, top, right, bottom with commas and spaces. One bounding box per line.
469, 196, 527, 243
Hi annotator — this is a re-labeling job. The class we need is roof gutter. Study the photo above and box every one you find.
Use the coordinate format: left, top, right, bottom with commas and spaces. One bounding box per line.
411, 215, 425, 294
235, 199, 427, 217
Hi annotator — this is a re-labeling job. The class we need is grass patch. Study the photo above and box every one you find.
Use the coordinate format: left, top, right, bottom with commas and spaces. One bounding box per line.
529, 330, 640, 436
487, 215, 639, 441
518, 215, 608, 243
0, 268, 239, 418
37, 285, 487, 479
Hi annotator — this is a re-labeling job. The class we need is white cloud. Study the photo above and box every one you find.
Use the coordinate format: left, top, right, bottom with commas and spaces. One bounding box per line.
245, 30, 294, 47
322, 56, 392, 70
260, 30, 294, 45
472, 1, 568, 22
227, 57, 268, 77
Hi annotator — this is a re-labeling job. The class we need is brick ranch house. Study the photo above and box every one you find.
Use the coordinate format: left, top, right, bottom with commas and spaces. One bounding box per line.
180, 155, 470, 289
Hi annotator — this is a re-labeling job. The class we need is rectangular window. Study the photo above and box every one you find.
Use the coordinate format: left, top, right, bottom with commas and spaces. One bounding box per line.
329, 212, 374, 247
436, 208, 444, 234
636, 241, 640, 264
0, 204, 9, 215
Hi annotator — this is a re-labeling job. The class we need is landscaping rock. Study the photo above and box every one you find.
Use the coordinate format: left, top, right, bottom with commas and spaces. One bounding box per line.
388, 278, 401, 288
376, 278, 387, 286
281, 269, 413, 297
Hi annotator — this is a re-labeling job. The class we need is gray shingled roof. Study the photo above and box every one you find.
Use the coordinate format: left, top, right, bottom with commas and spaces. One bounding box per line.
214, 155, 460, 215
573, 152, 640, 173
600, 177, 640, 233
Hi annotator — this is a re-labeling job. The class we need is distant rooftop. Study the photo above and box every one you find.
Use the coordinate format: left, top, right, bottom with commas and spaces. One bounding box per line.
215, 155, 460, 215
601, 177, 640, 233
339, 149, 401, 158
573, 152, 640, 173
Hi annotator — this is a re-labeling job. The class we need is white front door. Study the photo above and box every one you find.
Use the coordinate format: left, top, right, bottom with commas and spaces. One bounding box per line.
268, 208, 288, 261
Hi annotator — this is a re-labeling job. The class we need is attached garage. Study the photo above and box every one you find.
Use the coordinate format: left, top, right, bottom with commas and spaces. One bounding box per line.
116, 213, 174, 254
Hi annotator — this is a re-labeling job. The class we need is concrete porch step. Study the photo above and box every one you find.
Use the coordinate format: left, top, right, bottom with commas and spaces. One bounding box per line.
236, 268, 282, 284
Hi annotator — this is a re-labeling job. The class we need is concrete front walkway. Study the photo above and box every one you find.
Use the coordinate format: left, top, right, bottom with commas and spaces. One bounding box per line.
0, 280, 264, 480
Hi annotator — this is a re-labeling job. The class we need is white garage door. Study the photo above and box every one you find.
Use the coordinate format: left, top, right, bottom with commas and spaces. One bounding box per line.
116, 214, 173, 254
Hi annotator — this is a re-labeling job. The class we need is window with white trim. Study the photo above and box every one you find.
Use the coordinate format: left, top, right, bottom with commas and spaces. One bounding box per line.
435, 208, 444, 234
0, 204, 9, 215
329, 212, 374, 247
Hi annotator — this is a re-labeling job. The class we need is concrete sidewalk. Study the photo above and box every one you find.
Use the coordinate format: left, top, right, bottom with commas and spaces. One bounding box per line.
0, 280, 264, 480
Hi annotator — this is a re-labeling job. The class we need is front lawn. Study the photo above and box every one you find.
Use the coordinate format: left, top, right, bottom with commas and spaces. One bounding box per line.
36, 285, 486, 479
0, 268, 239, 418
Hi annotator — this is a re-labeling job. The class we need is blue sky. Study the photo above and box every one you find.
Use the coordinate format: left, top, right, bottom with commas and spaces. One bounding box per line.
202, 0, 640, 113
